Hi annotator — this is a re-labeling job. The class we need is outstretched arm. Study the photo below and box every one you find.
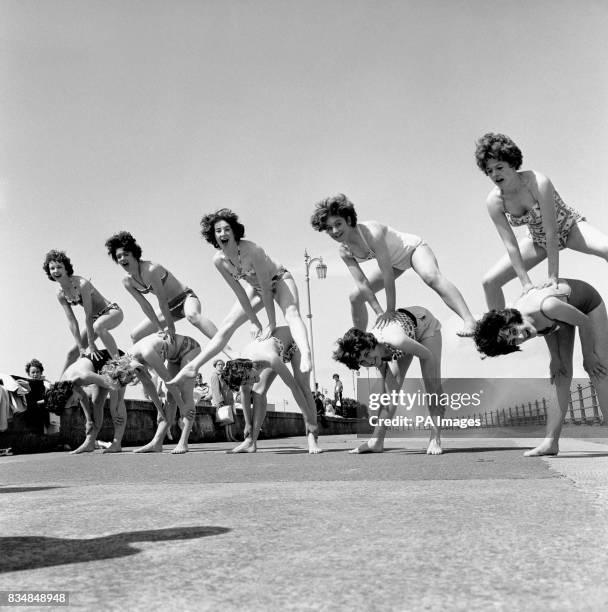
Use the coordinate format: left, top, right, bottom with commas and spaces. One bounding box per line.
214, 256, 264, 333
532, 172, 560, 286
248, 243, 277, 335
365, 224, 397, 322
80, 279, 101, 358
148, 264, 176, 339
123, 278, 164, 333
487, 195, 534, 293
340, 250, 384, 317
58, 295, 86, 355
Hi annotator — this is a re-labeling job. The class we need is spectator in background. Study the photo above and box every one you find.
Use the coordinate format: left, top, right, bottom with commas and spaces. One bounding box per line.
208, 359, 237, 442
25, 359, 58, 434
333, 373, 343, 416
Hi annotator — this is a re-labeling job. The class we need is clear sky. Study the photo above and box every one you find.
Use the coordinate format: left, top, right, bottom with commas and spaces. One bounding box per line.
2, 0, 607, 405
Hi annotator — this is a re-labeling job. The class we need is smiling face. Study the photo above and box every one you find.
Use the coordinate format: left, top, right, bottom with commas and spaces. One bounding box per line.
498, 320, 538, 346
214, 220, 236, 249
485, 159, 518, 189
48, 260, 67, 281
324, 215, 354, 243
359, 345, 384, 368
115, 247, 137, 271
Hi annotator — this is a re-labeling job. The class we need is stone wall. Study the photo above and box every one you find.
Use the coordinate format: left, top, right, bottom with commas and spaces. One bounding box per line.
1, 398, 370, 453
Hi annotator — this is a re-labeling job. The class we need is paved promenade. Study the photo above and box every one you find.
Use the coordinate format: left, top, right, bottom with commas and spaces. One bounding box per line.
2, 435, 608, 611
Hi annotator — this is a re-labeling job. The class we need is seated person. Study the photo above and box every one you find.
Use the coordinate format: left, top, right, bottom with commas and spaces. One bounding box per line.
221, 326, 322, 454
474, 278, 608, 456
334, 306, 444, 455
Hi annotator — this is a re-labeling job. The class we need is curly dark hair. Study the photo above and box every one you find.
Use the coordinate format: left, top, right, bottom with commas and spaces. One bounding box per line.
473, 308, 524, 357
100, 355, 138, 387
105, 231, 143, 262
25, 359, 44, 375
221, 358, 255, 391
474, 133, 523, 173
333, 328, 378, 371
43, 250, 74, 280
200, 209, 246, 248
310, 194, 358, 231
44, 381, 75, 415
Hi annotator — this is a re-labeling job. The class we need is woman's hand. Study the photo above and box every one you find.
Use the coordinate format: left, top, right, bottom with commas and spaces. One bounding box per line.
583, 352, 608, 380
374, 310, 396, 330
539, 278, 559, 290
520, 281, 536, 296
549, 358, 568, 384
255, 325, 274, 342
250, 322, 263, 339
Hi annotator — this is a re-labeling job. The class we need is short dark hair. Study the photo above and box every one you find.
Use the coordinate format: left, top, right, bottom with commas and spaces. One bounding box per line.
333, 328, 378, 371
200, 209, 246, 248
25, 359, 44, 375
105, 231, 143, 262
213, 359, 225, 368
45, 381, 75, 415
473, 308, 524, 357
310, 194, 358, 231
221, 358, 254, 391
474, 133, 523, 173
43, 250, 74, 280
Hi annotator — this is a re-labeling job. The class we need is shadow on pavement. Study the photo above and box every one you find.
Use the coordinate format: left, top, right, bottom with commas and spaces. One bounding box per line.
0, 486, 63, 494
0, 526, 230, 573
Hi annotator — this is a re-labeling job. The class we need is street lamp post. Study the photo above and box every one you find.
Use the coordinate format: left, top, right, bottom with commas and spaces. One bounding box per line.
304, 250, 327, 391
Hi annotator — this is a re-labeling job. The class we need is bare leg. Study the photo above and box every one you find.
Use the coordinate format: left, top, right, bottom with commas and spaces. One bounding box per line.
130, 317, 162, 344
102, 389, 127, 453
182, 295, 232, 355
171, 379, 196, 454
411, 245, 477, 336
134, 420, 169, 453
565, 221, 608, 260
419, 332, 443, 455
525, 327, 575, 456
71, 388, 107, 454
481, 238, 546, 310
229, 377, 271, 453
168, 294, 262, 385
348, 269, 403, 330
274, 277, 313, 373
289, 350, 322, 453
93, 308, 123, 359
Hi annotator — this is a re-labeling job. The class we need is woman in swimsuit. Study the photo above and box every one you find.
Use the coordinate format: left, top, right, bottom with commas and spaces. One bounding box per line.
476, 133, 608, 309
105, 231, 221, 345
221, 325, 321, 454
121, 333, 201, 454
169, 209, 312, 385
311, 194, 476, 336
474, 278, 608, 456
334, 306, 444, 455
44, 350, 140, 455
43, 249, 123, 375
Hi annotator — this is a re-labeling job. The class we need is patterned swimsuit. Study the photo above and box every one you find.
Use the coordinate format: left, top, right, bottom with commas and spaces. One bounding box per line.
503, 184, 584, 249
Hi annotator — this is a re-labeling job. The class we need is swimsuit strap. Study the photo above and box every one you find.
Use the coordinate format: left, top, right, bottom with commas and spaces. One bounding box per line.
356, 225, 376, 258
502, 175, 539, 218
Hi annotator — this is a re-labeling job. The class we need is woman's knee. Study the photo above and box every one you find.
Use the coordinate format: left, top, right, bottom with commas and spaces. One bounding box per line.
420, 270, 443, 291
481, 271, 502, 291
283, 304, 302, 322
349, 288, 365, 305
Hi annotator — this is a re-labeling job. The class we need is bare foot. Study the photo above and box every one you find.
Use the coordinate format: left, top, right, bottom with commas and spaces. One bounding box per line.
426, 438, 443, 455
307, 432, 323, 454
171, 442, 188, 454
299, 353, 312, 374
95, 440, 112, 449
227, 438, 257, 453
70, 436, 97, 454
167, 364, 197, 386
101, 441, 122, 454
524, 439, 559, 457
349, 438, 384, 454
456, 319, 477, 338
133, 439, 163, 453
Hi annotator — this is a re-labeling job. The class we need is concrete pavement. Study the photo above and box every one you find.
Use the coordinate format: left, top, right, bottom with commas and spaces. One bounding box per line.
1, 435, 608, 611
